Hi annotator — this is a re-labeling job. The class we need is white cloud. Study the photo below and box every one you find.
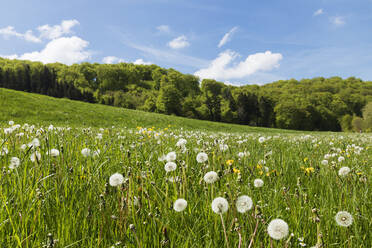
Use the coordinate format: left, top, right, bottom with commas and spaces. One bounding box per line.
8, 36, 90, 65
128, 42, 208, 68
102, 56, 152, 65
167, 35, 190, 49
0, 54, 19, 60
194, 50, 283, 81
38, 20, 80, 40
102, 56, 126, 64
133, 58, 152, 65
156, 25, 170, 33
313, 9, 324, 16
218, 27, 238, 48
0, 26, 41, 43
330, 16, 345, 26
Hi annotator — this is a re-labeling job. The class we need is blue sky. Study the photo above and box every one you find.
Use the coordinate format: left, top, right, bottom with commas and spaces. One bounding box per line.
1, 0, 372, 85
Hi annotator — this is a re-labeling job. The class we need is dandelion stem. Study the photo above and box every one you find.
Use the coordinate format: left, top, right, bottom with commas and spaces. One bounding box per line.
248, 219, 259, 248
219, 213, 230, 248
237, 228, 242, 248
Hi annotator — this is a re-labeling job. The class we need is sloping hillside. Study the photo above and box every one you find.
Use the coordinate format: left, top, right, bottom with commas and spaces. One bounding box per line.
0, 88, 292, 133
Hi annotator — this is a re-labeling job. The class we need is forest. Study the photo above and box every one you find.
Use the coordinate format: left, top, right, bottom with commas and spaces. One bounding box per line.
1, 57, 372, 131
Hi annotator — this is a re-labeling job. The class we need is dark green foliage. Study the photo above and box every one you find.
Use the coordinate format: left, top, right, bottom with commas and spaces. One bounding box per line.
1, 57, 372, 131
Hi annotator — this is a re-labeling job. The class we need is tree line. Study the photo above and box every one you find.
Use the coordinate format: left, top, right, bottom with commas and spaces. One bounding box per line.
1, 57, 372, 131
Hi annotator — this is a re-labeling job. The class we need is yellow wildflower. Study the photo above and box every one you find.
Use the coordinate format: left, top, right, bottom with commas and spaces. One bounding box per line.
226, 160, 234, 166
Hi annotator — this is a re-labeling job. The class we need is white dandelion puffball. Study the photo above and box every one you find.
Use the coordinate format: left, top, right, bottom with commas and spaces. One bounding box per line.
164, 162, 177, 172
338, 167, 351, 177
109, 173, 124, 187
204, 171, 219, 184
212, 197, 229, 214
30, 138, 40, 148
166, 151, 177, 162
176, 138, 187, 147
219, 144, 228, 151
30, 151, 41, 162
49, 149, 60, 157
338, 156, 345, 163
9, 157, 20, 169
254, 179, 264, 188
335, 211, 353, 227
9, 120, 14, 126
258, 137, 266, 143
236, 195, 253, 213
173, 199, 188, 212
196, 152, 208, 163
81, 148, 91, 157
267, 219, 289, 240
321, 160, 328, 166
20, 144, 27, 151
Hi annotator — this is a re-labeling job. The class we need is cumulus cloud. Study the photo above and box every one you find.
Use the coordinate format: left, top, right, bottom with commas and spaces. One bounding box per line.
0, 26, 41, 43
102, 56, 126, 64
157, 25, 170, 33
8, 36, 90, 65
194, 50, 283, 81
218, 27, 238, 48
313, 9, 324, 16
133, 58, 152, 65
167, 35, 190, 49
38, 19, 79, 40
330, 16, 345, 26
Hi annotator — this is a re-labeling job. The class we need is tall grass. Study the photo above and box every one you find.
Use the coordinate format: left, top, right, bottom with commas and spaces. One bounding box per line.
0, 123, 370, 247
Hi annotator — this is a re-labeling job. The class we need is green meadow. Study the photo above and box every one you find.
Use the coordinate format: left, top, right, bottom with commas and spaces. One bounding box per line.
0, 88, 371, 247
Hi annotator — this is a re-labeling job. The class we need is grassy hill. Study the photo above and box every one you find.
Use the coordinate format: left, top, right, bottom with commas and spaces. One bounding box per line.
0, 88, 293, 133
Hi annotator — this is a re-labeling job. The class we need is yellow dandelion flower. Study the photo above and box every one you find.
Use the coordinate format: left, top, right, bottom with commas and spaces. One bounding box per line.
233, 168, 240, 174
226, 160, 234, 166
304, 157, 308, 162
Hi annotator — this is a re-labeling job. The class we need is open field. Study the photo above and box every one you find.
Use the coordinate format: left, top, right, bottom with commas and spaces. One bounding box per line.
1, 88, 371, 247
1, 120, 371, 247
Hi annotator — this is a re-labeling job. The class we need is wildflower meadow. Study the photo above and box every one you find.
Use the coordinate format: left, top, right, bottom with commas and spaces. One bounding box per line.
0, 122, 371, 247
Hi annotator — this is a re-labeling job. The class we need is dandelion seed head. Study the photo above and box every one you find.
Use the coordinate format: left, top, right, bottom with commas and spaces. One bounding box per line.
254, 179, 264, 188
109, 173, 124, 187
29, 138, 40, 148
196, 152, 208, 163
49, 149, 60, 157
212, 197, 229, 214
166, 151, 176, 162
176, 138, 187, 147
236, 195, 253, 213
164, 162, 177, 172
338, 166, 350, 177
9, 157, 20, 169
203, 171, 219, 184
321, 160, 328, 166
335, 211, 353, 227
81, 148, 91, 157
267, 219, 289, 240
173, 199, 187, 212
